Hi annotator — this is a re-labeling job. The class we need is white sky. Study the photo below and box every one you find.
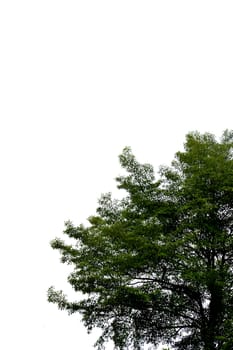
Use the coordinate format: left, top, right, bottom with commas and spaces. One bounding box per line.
0, 1, 232, 349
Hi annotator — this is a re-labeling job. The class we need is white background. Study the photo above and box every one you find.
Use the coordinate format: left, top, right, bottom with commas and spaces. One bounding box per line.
0, 1, 232, 349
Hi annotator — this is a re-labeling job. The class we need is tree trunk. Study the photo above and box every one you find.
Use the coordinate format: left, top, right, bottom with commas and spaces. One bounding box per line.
203, 281, 224, 350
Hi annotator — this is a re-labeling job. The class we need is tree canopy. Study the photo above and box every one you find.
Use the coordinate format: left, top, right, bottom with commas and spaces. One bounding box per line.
48, 130, 233, 350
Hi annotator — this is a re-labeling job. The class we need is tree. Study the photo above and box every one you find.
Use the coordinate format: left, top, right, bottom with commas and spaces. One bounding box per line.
48, 130, 233, 350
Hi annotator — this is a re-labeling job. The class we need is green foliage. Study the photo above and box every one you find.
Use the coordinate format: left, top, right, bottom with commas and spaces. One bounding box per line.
48, 130, 233, 350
